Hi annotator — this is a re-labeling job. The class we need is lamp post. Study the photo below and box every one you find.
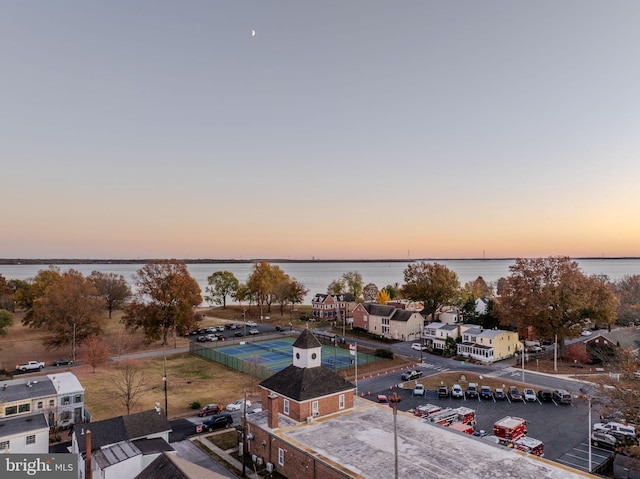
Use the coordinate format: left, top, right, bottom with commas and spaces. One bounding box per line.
388, 392, 402, 479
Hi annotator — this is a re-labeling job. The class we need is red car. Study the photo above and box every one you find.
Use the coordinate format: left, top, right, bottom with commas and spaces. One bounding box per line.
198, 404, 222, 417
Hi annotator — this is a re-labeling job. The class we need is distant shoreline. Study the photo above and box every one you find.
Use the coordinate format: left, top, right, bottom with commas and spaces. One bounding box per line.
1, 256, 638, 265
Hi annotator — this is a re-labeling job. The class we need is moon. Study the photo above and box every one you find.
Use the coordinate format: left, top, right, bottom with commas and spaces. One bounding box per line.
251, 30, 256, 37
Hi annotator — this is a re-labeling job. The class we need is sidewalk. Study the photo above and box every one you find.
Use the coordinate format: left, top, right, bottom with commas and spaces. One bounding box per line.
193, 434, 260, 479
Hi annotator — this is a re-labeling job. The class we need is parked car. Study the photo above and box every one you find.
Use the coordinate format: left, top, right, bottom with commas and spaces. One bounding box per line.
553, 389, 573, 405
523, 388, 537, 402
593, 422, 636, 441
591, 431, 619, 450
412, 384, 425, 397
205, 334, 218, 341
196, 335, 207, 342
537, 389, 553, 402
494, 388, 506, 400
466, 383, 478, 398
246, 321, 258, 327
480, 386, 493, 400
216, 326, 225, 332
401, 369, 423, 381
581, 330, 592, 336
234, 331, 244, 337
248, 329, 260, 335
527, 346, 542, 353
508, 386, 522, 401
438, 385, 449, 398
411, 343, 427, 351
198, 404, 222, 417
53, 359, 72, 367
229, 324, 238, 330
202, 413, 233, 431
451, 384, 464, 399
275, 326, 284, 331
226, 399, 251, 412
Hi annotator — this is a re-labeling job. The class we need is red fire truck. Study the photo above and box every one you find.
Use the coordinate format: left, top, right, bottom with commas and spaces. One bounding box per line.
449, 422, 475, 435
493, 416, 527, 441
414, 404, 442, 418
513, 436, 544, 456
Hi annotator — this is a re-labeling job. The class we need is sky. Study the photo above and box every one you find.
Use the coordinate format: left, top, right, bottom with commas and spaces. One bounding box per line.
2, 1, 640, 260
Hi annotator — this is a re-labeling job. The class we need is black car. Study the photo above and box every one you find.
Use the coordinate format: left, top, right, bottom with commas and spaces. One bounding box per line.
537, 389, 553, 402
234, 331, 244, 337
480, 386, 493, 400
202, 413, 233, 431
494, 388, 506, 400
466, 383, 478, 398
53, 359, 72, 367
401, 370, 423, 381
438, 385, 448, 398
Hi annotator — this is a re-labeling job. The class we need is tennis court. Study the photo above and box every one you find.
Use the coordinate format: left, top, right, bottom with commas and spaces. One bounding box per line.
216, 337, 379, 373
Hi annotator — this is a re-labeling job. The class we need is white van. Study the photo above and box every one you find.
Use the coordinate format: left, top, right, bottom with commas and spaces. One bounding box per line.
593, 422, 636, 439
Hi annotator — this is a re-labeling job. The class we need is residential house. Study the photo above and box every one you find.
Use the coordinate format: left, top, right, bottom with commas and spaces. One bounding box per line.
457, 327, 521, 363
72, 408, 173, 479
311, 293, 356, 323
0, 414, 50, 454
352, 302, 424, 341
423, 323, 472, 352
0, 372, 85, 429
475, 297, 489, 315
385, 299, 424, 311
435, 306, 463, 324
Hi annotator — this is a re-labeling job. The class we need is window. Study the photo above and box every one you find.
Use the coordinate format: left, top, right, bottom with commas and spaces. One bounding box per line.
74, 394, 83, 403
49, 400, 55, 407
26, 435, 35, 445
339, 394, 345, 410
18, 404, 30, 413
312, 401, 319, 416
278, 447, 285, 466
62, 396, 70, 405
0, 440, 9, 450
283, 399, 289, 415
5, 406, 17, 416
61, 411, 71, 421
37, 402, 43, 409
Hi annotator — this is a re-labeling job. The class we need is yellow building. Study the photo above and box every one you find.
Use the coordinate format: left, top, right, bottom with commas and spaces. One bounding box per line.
457, 326, 521, 363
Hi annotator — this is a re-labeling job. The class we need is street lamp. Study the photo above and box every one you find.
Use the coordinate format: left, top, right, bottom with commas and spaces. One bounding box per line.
388, 392, 402, 479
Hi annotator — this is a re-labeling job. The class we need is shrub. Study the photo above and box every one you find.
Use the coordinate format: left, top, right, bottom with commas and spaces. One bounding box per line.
374, 348, 394, 359
190, 401, 201, 410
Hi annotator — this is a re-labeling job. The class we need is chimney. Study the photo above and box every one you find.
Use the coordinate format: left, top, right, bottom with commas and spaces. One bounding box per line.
267, 394, 279, 429
85, 429, 92, 479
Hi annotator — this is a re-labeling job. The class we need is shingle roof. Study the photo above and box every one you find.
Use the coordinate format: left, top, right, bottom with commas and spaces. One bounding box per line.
259, 364, 355, 401
135, 452, 231, 479
363, 303, 396, 317
0, 375, 57, 403
390, 309, 415, 323
76, 409, 171, 452
292, 329, 322, 349
0, 413, 49, 437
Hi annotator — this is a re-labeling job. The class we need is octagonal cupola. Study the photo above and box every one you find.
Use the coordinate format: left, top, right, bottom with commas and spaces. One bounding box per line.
292, 329, 322, 369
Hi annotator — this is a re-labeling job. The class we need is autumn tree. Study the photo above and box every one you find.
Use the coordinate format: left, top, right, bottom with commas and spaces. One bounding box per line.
273, 278, 308, 316
246, 261, 288, 314
14, 267, 62, 322
232, 283, 252, 314
82, 336, 111, 372
122, 260, 202, 345
613, 274, 640, 326
382, 284, 399, 300
112, 361, 146, 415
204, 271, 239, 309
400, 262, 461, 320
29, 270, 104, 362
342, 271, 364, 300
494, 257, 616, 350
376, 289, 390, 305
463, 276, 493, 300
327, 279, 345, 294
88, 271, 132, 319
0, 274, 12, 311
0, 309, 14, 336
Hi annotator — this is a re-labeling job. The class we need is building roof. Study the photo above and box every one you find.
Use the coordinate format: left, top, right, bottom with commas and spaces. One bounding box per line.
93, 440, 142, 469
253, 398, 589, 479
363, 303, 397, 317
0, 375, 57, 403
47, 372, 84, 394
464, 327, 509, 338
312, 293, 355, 303
135, 452, 232, 479
132, 437, 175, 455
259, 364, 355, 402
292, 329, 322, 349
0, 413, 49, 438
75, 408, 171, 453
600, 328, 640, 351
389, 309, 416, 323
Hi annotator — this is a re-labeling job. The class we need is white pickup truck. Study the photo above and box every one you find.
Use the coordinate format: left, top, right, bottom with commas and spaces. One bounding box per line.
16, 361, 45, 372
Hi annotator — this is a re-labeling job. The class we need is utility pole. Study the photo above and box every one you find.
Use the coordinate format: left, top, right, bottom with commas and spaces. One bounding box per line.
163, 357, 168, 418
389, 393, 402, 479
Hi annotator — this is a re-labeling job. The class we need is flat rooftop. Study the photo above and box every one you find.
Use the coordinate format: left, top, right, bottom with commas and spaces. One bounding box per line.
253, 398, 591, 479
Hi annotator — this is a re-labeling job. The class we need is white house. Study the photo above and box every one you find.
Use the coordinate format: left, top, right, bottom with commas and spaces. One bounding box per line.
0, 413, 50, 454
423, 323, 472, 351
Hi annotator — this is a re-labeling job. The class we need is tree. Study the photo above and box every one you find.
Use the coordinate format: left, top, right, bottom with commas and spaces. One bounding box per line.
0, 309, 14, 336
14, 267, 62, 322
246, 261, 288, 314
122, 260, 202, 345
383, 284, 399, 300
463, 276, 493, 299
204, 271, 239, 309
327, 279, 345, 295
273, 278, 308, 316
112, 361, 146, 415
613, 275, 640, 326
82, 336, 111, 372
88, 271, 132, 319
376, 289, 390, 305
29, 269, 104, 362
342, 271, 364, 300
563, 342, 590, 366
400, 262, 461, 320
494, 257, 616, 350
0, 274, 12, 311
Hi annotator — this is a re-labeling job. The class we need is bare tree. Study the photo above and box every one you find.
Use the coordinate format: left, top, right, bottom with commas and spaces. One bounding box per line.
112, 361, 147, 415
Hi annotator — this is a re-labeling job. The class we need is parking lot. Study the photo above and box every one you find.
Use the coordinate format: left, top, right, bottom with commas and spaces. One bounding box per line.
367, 384, 611, 473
